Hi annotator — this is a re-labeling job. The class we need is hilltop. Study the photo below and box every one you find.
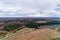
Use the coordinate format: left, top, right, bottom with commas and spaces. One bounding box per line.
2, 28, 57, 40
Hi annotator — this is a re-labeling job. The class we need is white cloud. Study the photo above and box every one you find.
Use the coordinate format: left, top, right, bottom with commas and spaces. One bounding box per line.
0, 0, 60, 17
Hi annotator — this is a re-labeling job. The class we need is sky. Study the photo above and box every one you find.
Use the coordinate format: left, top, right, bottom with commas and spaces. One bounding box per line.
0, 0, 60, 17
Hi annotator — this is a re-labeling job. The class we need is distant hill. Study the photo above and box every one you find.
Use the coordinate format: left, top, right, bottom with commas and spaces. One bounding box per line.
0, 17, 60, 22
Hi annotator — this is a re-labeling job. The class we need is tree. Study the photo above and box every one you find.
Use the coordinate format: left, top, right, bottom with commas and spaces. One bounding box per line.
4, 24, 22, 32
25, 21, 39, 29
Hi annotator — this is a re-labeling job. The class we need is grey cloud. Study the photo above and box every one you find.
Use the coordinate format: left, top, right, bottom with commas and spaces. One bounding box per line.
0, 0, 60, 17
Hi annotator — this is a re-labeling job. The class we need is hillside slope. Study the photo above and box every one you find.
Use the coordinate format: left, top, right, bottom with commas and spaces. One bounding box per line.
3, 28, 57, 40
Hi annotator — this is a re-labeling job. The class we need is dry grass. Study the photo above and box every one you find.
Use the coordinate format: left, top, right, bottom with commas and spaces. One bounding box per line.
2, 28, 57, 40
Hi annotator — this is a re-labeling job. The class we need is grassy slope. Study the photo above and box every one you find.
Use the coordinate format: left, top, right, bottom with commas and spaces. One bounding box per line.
2, 28, 58, 40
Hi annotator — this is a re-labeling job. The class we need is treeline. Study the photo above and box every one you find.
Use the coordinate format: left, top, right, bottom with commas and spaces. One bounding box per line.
3, 21, 60, 32
38, 21, 60, 26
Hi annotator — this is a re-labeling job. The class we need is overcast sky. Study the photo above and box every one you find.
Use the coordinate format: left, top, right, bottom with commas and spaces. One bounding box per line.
0, 0, 60, 17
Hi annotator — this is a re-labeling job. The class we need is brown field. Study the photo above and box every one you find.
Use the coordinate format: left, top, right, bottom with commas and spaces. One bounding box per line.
2, 28, 58, 40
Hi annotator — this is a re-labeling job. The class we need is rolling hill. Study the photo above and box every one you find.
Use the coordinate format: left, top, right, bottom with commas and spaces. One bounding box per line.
2, 28, 57, 40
